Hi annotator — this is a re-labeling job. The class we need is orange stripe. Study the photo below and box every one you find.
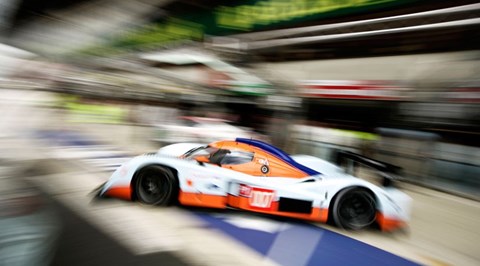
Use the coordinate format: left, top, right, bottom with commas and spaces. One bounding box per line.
376, 212, 407, 232
227, 195, 328, 222
104, 186, 132, 201
179, 191, 227, 209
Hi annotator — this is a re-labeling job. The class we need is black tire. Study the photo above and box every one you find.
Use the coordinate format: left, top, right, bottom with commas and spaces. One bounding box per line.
331, 187, 376, 230
134, 165, 178, 206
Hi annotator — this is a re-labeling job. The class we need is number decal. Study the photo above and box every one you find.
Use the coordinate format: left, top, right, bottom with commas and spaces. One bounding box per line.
261, 165, 269, 174
239, 185, 275, 210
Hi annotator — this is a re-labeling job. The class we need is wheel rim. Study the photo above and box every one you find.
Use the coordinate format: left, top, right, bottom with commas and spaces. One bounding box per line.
337, 191, 376, 229
137, 169, 171, 205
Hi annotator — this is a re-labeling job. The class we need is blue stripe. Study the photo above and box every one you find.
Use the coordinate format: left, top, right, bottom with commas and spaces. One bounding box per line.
195, 212, 420, 266
236, 138, 321, 176
35, 130, 98, 146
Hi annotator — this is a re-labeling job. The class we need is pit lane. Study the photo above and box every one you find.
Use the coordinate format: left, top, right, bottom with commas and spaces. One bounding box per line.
21, 128, 480, 266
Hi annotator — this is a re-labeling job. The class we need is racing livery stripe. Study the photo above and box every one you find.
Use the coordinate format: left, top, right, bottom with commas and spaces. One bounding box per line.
376, 212, 407, 232
178, 190, 329, 223
179, 191, 227, 209
227, 194, 328, 222
104, 186, 132, 200
235, 138, 321, 176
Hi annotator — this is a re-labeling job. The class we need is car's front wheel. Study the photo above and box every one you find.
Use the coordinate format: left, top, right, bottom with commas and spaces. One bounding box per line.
135, 165, 178, 205
331, 187, 376, 230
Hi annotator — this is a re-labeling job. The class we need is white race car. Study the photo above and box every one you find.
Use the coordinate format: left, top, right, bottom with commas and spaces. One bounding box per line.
98, 138, 411, 231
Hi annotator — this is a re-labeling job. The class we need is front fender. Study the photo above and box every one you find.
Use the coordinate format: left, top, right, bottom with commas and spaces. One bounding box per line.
99, 155, 182, 200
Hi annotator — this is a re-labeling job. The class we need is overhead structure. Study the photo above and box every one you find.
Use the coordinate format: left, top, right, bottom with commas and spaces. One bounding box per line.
208, 3, 480, 59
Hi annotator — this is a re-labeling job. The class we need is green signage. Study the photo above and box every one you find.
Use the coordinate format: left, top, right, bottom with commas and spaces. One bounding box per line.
79, 0, 415, 55
216, 0, 397, 31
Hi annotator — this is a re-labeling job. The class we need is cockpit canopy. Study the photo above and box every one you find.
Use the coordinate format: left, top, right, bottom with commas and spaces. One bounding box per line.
181, 139, 320, 178
183, 146, 254, 165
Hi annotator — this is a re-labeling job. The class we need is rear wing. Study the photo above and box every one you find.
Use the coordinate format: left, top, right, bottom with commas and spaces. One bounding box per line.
335, 150, 402, 187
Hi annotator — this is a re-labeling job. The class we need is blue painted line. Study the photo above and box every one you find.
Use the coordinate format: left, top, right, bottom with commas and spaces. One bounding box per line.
195, 212, 419, 266
35, 130, 98, 146
33, 130, 134, 159
197, 212, 276, 255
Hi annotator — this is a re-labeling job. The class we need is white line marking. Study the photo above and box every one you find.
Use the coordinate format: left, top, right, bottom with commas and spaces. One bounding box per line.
265, 224, 323, 266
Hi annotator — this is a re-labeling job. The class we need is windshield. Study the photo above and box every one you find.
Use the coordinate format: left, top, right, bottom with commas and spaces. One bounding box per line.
183, 146, 219, 160
182, 145, 236, 165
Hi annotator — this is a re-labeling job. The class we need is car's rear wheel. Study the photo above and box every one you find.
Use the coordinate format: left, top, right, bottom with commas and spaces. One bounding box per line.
135, 165, 177, 206
331, 187, 376, 230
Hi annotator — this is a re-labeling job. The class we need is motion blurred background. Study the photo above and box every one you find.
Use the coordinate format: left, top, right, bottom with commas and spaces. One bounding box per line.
0, 0, 479, 265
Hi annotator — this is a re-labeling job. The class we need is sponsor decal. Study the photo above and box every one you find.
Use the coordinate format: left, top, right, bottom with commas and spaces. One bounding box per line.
257, 158, 269, 165
239, 184, 252, 197
239, 185, 275, 210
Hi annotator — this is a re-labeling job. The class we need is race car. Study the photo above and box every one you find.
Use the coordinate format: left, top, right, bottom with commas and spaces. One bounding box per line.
98, 138, 411, 231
